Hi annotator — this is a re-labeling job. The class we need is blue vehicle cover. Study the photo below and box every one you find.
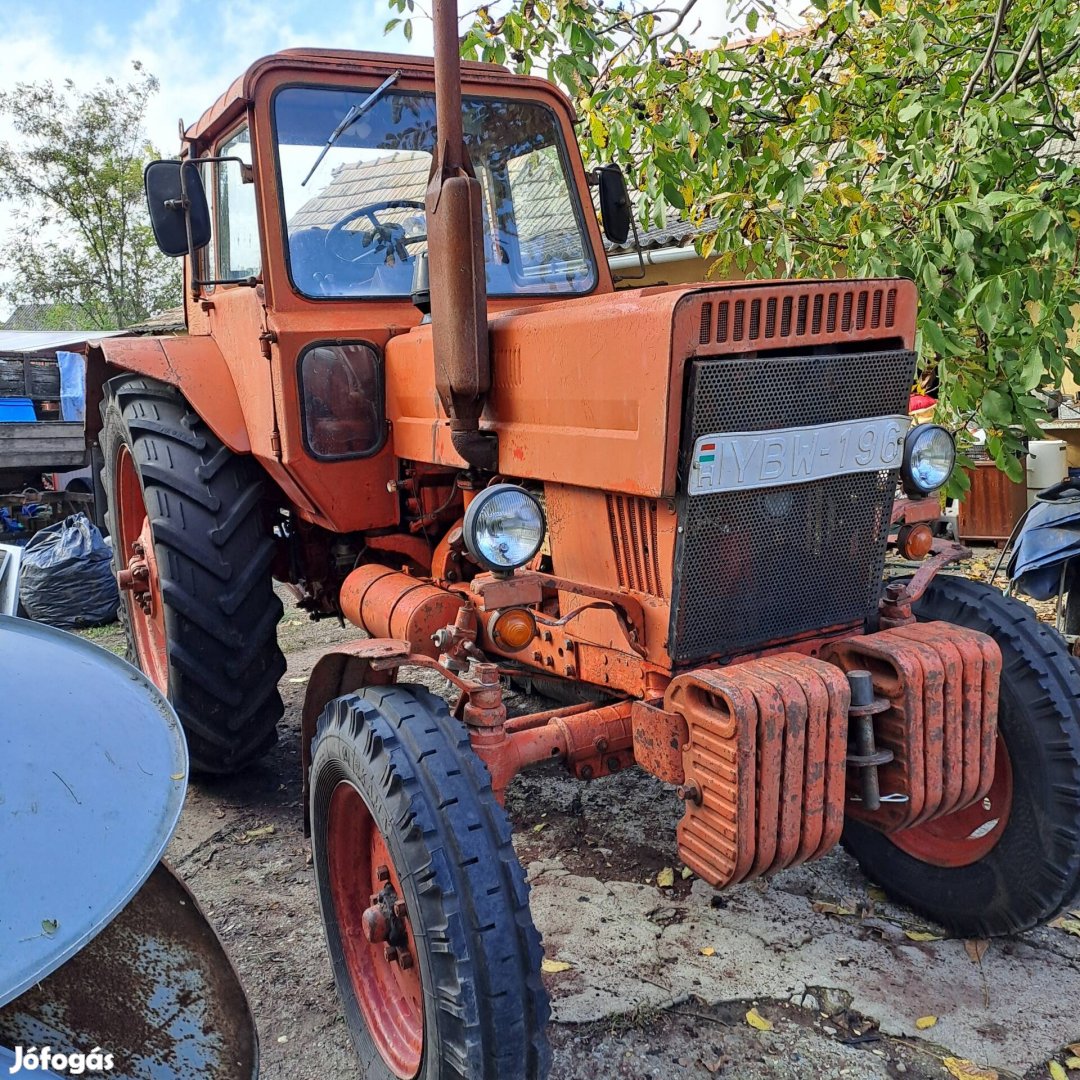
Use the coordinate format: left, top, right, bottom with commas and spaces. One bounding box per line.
1008, 491, 1080, 600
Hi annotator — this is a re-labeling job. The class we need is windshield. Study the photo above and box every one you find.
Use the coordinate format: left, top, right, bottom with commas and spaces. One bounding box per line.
273, 85, 598, 299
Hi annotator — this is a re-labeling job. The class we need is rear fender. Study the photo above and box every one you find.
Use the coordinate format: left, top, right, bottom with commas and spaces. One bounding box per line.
85, 336, 250, 454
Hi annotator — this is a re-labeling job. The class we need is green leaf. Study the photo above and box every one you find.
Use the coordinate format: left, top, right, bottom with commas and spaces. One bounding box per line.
689, 103, 711, 137
909, 21, 927, 65
746, 8, 759, 31
898, 100, 922, 123
982, 389, 1013, 426
1030, 210, 1051, 242
662, 181, 686, 210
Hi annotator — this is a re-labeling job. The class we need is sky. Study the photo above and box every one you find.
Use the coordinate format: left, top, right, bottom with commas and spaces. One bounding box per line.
0, 0, 776, 315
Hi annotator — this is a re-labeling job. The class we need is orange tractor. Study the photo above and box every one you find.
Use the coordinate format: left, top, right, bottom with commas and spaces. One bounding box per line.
83, 2, 1080, 1076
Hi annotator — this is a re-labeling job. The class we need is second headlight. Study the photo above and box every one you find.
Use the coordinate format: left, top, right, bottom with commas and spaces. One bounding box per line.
463, 484, 547, 572
901, 424, 955, 496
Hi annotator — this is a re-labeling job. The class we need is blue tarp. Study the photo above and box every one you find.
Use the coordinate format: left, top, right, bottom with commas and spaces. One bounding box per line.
1008, 496, 1080, 599
56, 350, 85, 422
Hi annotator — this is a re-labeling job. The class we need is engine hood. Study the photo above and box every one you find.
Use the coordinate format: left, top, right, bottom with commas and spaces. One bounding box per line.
384, 278, 916, 498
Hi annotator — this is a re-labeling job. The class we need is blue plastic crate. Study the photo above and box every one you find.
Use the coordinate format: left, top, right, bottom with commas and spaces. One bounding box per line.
0, 398, 36, 422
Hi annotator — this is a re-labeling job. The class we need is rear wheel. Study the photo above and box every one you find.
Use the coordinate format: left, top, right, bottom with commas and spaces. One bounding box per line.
844, 574, 1080, 936
310, 684, 550, 1079
100, 374, 285, 772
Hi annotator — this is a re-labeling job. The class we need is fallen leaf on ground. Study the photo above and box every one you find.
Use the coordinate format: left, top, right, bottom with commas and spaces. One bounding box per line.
532, 822, 546, 833
541, 958, 572, 974
916, 1016, 937, 1030
681, 866, 694, 880
239, 825, 275, 842
1064, 1056, 1080, 1069
943, 1057, 998, 1080
868, 886, 887, 901
1049, 1062, 1067, 1080
656, 867, 675, 888
964, 939, 989, 962
745, 1008, 773, 1032
287, 676, 308, 684
905, 929, 944, 941
813, 901, 856, 917
1050, 916, 1080, 938
700, 946, 716, 957
1068, 1044, 1080, 1057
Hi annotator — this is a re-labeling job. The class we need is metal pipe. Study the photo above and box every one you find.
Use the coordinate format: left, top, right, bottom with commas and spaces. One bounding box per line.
426, 0, 497, 470
608, 245, 700, 270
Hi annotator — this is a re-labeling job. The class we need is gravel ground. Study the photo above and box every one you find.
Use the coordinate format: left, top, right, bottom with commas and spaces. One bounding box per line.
80, 566, 1080, 1080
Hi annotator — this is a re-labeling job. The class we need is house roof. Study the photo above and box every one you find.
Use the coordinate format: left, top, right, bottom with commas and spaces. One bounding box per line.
0, 304, 96, 333
290, 150, 590, 263
0, 329, 125, 355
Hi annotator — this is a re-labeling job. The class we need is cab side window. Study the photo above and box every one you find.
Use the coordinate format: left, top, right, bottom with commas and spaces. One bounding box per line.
206, 126, 260, 282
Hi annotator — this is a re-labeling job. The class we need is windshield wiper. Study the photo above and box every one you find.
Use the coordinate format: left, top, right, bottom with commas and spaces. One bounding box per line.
301, 69, 402, 187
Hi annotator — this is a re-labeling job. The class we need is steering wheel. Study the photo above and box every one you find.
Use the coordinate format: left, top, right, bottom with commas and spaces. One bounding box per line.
325, 199, 427, 266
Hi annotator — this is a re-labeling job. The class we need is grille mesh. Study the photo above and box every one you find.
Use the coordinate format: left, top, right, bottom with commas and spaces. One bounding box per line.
669, 349, 916, 662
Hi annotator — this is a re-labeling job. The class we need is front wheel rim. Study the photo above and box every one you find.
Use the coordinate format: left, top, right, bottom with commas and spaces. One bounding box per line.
327, 781, 423, 1078
115, 444, 169, 692
889, 734, 1014, 868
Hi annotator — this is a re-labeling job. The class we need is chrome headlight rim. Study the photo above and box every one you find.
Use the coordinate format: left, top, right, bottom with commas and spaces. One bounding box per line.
462, 483, 547, 573
901, 423, 956, 496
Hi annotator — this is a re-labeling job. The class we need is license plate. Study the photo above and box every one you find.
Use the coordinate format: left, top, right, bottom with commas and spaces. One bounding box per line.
688, 415, 909, 496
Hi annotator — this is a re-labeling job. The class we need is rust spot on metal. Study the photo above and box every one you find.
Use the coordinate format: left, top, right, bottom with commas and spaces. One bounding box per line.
0, 864, 257, 1079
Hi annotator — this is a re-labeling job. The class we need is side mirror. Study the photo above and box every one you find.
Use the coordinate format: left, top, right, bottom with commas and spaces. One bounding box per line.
144, 160, 211, 257
595, 164, 631, 245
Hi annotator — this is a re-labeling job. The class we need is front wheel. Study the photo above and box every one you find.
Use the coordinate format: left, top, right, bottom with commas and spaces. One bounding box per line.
844, 574, 1080, 937
310, 684, 550, 1079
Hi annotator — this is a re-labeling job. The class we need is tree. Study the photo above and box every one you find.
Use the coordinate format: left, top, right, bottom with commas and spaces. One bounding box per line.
0, 64, 180, 331
394, 0, 1080, 485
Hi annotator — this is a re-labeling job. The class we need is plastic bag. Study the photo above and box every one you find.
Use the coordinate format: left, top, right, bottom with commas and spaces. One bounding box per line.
19, 514, 120, 629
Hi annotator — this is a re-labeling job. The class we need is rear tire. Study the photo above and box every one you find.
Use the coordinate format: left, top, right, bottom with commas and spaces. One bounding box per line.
310, 684, 551, 1079
844, 574, 1080, 936
100, 374, 285, 773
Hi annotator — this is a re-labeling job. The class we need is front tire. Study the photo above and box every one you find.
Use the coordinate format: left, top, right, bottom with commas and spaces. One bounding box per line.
310, 684, 550, 1079
100, 374, 285, 773
844, 574, 1080, 936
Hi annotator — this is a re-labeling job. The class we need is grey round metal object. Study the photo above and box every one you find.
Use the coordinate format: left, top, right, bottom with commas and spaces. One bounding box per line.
0, 615, 187, 1008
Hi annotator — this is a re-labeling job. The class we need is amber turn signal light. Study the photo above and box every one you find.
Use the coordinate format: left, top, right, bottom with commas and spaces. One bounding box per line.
490, 608, 537, 651
896, 522, 934, 560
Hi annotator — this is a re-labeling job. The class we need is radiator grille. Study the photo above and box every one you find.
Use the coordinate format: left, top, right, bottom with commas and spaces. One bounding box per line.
607, 495, 664, 597
669, 349, 916, 662
695, 285, 898, 348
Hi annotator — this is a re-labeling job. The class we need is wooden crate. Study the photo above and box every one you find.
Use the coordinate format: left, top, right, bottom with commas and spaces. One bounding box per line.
956, 455, 1027, 544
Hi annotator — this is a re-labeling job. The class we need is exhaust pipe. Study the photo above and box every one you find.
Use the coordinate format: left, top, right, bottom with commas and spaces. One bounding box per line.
425, 0, 498, 471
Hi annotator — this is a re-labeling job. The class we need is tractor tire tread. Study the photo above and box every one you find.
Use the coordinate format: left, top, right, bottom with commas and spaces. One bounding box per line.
312, 684, 550, 1079
100, 374, 284, 773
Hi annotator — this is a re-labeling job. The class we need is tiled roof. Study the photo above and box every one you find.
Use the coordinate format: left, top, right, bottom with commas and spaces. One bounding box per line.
290, 150, 587, 262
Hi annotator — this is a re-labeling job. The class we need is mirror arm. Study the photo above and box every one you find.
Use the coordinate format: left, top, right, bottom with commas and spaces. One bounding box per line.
178, 160, 201, 299
617, 211, 647, 282
174, 155, 259, 295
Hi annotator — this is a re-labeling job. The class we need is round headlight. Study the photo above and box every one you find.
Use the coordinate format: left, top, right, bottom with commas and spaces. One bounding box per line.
463, 484, 547, 572
902, 424, 955, 495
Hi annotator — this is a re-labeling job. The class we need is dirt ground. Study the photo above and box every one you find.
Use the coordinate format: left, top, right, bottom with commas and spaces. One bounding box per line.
82, 569, 1080, 1080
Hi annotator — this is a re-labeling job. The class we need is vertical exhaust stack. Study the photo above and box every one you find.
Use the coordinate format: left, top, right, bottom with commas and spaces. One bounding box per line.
426, 0, 498, 471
